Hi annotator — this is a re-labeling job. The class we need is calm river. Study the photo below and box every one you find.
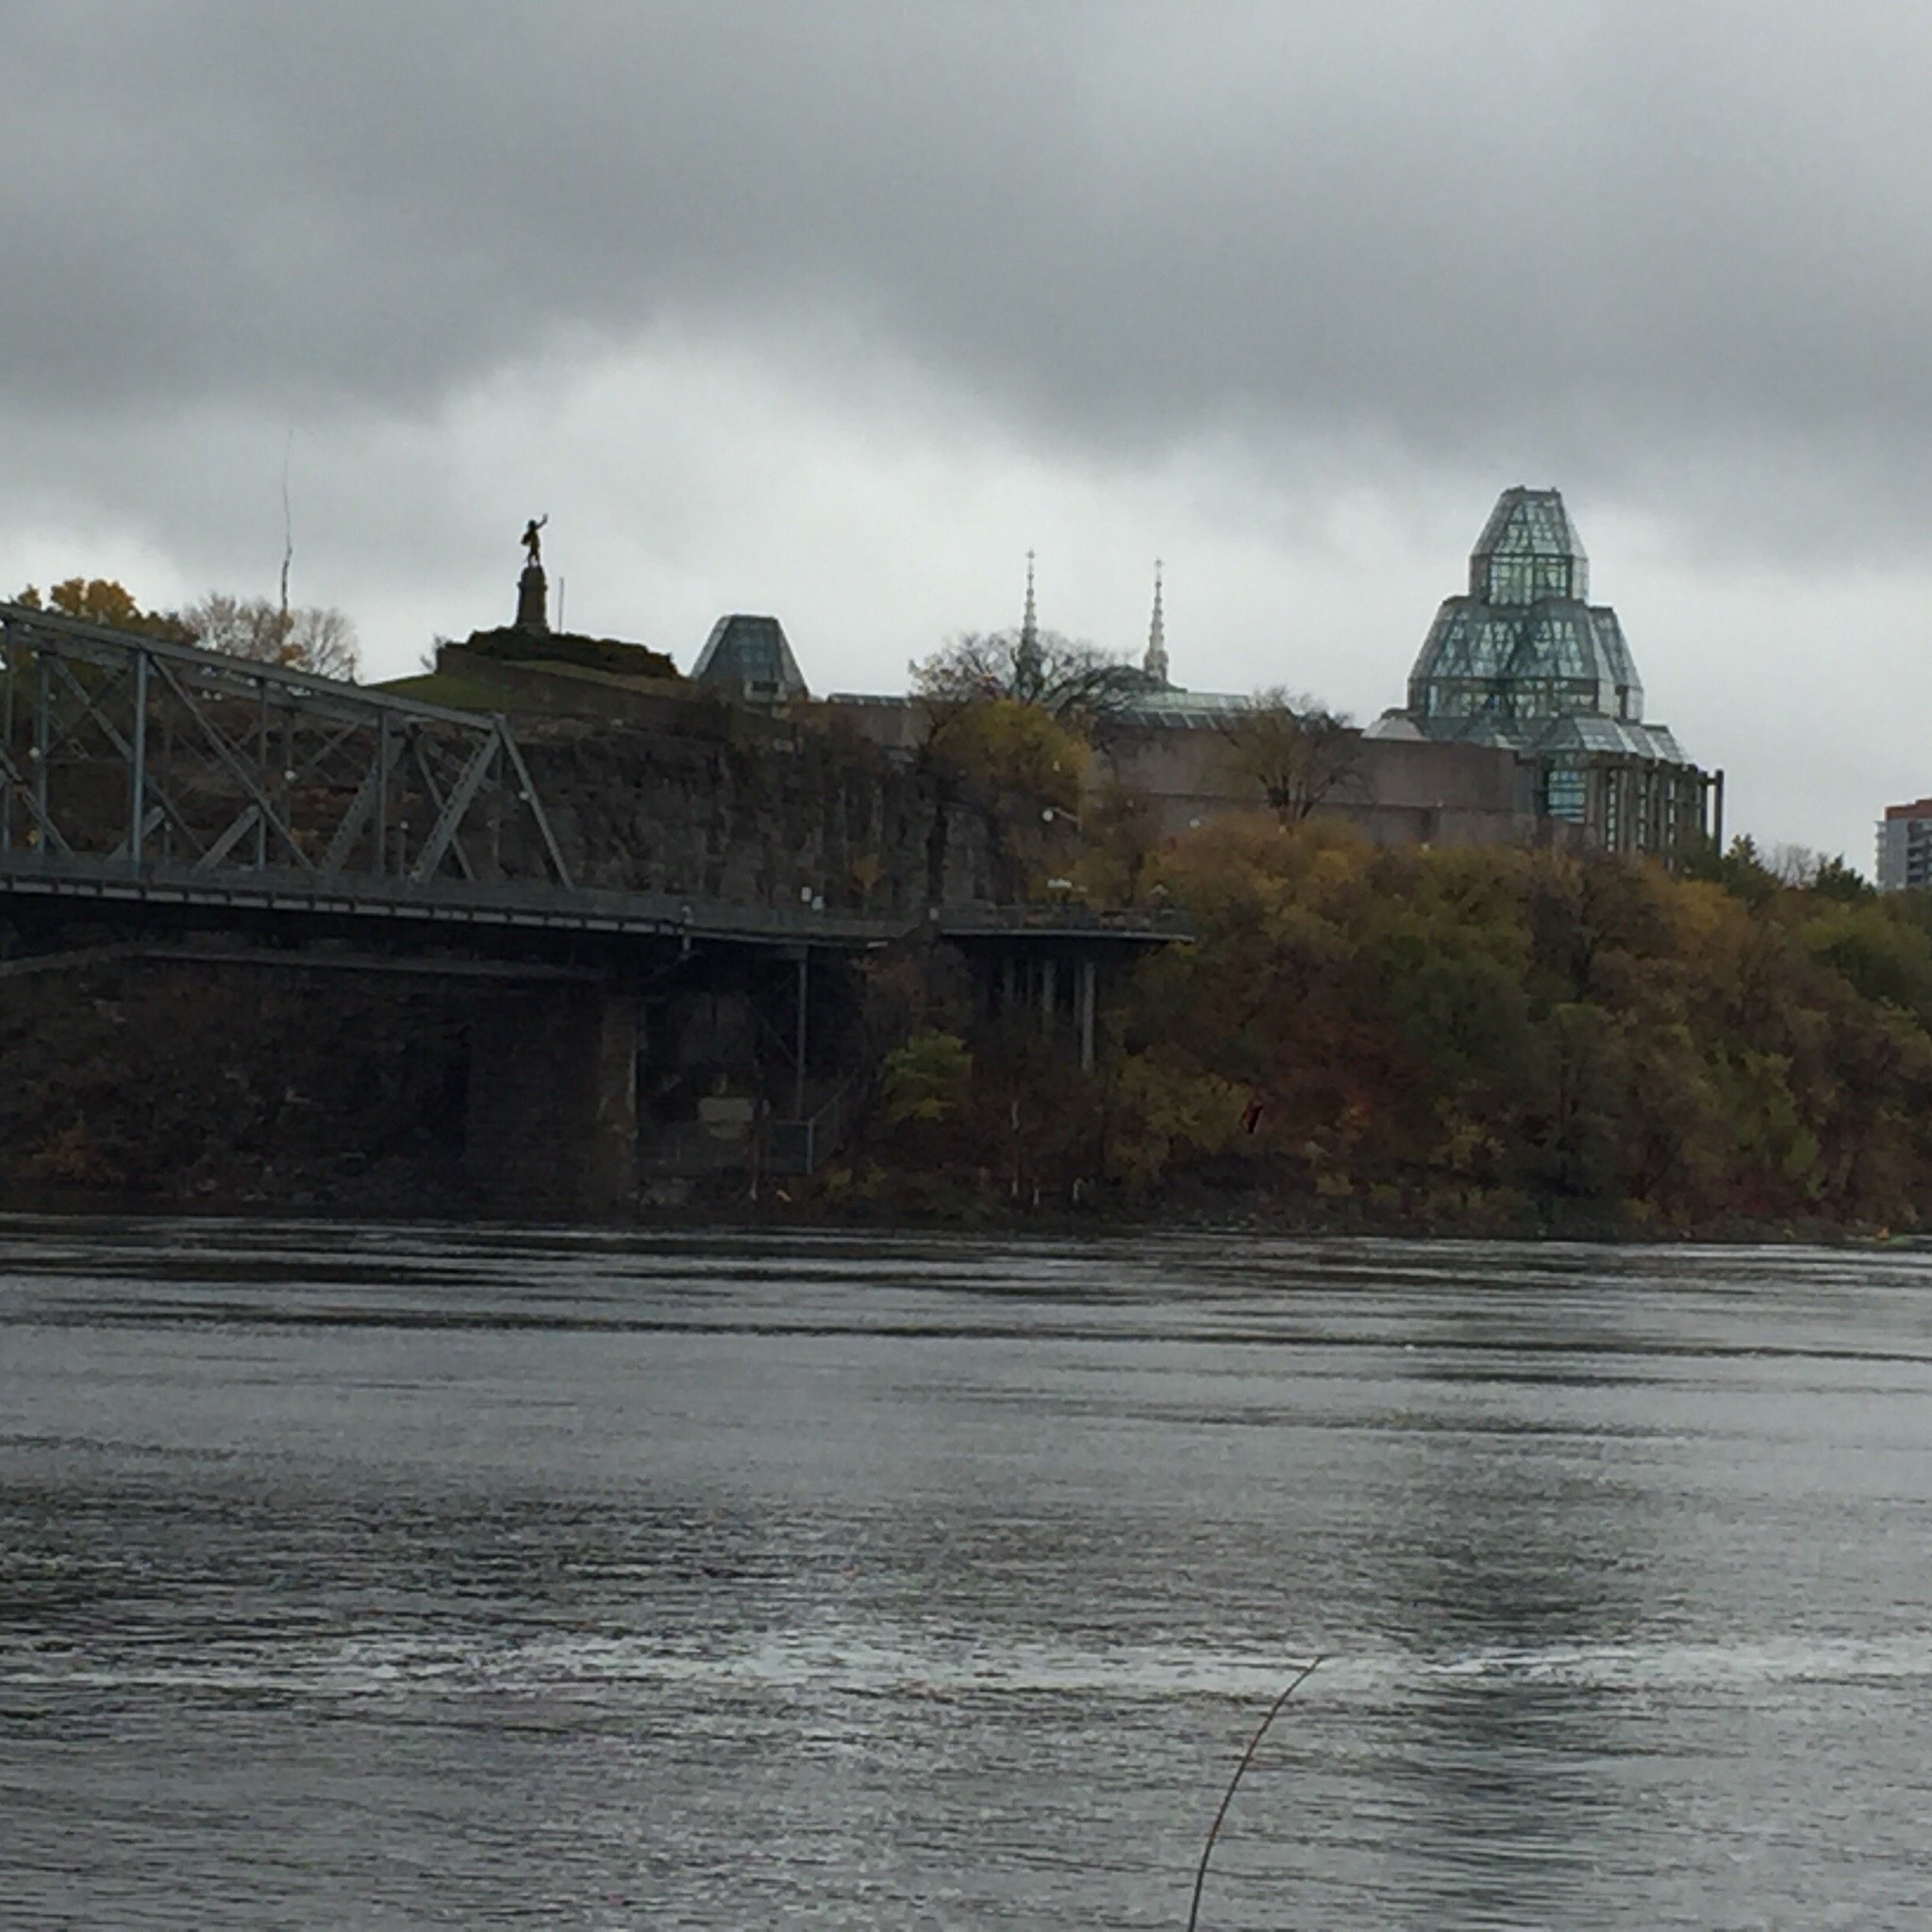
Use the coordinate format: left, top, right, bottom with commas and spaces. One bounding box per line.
3, 1221, 1930, 1928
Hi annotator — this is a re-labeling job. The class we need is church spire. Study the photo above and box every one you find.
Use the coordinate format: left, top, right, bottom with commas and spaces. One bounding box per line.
1144, 559, 1169, 686
1016, 548, 1042, 694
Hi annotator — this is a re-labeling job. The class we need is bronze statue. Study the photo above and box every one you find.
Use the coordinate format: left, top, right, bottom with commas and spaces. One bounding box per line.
521, 515, 548, 568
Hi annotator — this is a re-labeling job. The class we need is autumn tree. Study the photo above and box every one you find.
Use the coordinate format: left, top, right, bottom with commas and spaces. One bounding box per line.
175, 592, 359, 681
13, 578, 190, 641
842, 808, 1932, 1229
13, 577, 359, 681
924, 695, 1088, 812
1218, 689, 1364, 823
881, 1030, 974, 1124
1072, 780, 1165, 904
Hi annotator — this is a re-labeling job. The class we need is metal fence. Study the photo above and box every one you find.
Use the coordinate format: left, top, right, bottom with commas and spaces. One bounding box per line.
638, 1082, 856, 1181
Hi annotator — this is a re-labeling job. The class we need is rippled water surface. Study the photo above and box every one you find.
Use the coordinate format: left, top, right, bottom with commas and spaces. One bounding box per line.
5, 1221, 1932, 1928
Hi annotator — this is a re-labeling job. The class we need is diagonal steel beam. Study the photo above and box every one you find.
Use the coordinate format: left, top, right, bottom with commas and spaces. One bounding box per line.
42, 653, 132, 755
404, 733, 477, 883
409, 733, 498, 882
321, 748, 388, 874
43, 645, 207, 860
1, 599, 500, 732
194, 803, 262, 872
151, 656, 314, 870
1, 606, 573, 896
0, 743, 74, 855
110, 803, 167, 862
499, 724, 573, 888
294, 714, 375, 787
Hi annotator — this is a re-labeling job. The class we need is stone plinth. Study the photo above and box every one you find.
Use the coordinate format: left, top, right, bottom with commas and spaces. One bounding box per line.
516, 564, 549, 633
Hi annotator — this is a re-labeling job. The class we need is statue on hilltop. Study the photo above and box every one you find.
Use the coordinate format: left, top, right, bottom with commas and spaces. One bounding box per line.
515, 516, 551, 633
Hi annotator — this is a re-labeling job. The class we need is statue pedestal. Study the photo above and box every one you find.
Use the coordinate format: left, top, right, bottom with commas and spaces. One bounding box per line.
516, 565, 549, 633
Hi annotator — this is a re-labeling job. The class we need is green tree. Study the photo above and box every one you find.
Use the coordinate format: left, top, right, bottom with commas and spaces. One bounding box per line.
882, 1030, 974, 1124
1680, 833, 1780, 908
1801, 902, 1932, 1013
1809, 854, 1874, 902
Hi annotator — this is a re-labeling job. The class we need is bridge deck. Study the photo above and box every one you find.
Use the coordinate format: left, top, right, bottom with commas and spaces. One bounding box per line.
0, 852, 910, 949
0, 857, 1189, 952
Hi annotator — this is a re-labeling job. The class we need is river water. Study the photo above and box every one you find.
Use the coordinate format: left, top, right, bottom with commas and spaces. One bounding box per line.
3, 1222, 1931, 1929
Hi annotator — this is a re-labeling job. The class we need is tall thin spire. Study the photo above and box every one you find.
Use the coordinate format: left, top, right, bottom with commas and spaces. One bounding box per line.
1144, 558, 1169, 686
1016, 547, 1042, 693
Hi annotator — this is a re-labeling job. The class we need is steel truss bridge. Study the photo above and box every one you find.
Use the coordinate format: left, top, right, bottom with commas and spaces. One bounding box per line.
0, 600, 1189, 964
0, 601, 1187, 1207
0, 600, 916, 953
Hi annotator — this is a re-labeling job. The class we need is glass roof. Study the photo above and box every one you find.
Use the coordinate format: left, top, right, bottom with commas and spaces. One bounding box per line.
1532, 716, 1684, 760
691, 614, 808, 697
1120, 688, 1249, 728
1469, 487, 1589, 603
1398, 486, 1689, 761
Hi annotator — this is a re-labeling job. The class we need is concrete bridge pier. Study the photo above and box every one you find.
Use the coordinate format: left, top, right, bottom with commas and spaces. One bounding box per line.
981, 941, 1103, 1070
465, 987, 638, 1217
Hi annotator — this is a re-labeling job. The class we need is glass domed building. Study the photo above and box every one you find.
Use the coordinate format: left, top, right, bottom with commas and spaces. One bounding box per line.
1370, 488, 1719, 857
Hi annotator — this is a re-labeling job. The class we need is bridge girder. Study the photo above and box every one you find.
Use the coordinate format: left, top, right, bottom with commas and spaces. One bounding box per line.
0, 601, 572, 891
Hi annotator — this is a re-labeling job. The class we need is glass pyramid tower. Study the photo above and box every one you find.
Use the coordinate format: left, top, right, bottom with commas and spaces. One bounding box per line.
691, 614, 808, 701
1385, 487, 1687, 760
1371, 487, 1711, 845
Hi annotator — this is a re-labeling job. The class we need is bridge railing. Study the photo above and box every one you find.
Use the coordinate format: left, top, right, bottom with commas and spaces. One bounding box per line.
937, 902, 1194, 941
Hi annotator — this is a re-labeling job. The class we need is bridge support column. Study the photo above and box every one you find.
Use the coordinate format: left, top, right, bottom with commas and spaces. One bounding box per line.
1077, 957, 1096, 1072
465, 988, 637, 1219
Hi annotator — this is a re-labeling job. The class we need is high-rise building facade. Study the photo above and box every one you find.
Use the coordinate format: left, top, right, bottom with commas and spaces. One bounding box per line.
1877, 799, 1932, 891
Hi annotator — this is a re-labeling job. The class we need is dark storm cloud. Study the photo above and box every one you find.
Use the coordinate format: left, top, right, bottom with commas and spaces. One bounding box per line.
8, 0, 1932, 481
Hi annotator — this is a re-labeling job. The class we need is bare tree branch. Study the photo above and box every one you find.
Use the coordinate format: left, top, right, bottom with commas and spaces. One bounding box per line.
910, 627, 1155, 728
175, 592, 360, 681
1218, 688, 1364, 823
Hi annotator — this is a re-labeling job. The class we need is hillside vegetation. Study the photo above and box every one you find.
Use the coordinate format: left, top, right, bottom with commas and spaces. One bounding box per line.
851, 819, 1932, 1235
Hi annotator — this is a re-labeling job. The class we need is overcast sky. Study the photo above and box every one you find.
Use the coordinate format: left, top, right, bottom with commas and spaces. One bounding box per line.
8, 0, 1932, 870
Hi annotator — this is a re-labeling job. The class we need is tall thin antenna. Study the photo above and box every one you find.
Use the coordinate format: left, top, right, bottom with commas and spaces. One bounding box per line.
278, 429, 293, 638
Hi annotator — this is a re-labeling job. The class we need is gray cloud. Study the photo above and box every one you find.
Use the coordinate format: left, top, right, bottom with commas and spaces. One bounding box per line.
8, 0, 1932, 874
9, 0, 1932, 497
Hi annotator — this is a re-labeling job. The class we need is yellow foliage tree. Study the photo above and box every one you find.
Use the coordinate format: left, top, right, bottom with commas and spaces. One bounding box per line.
14, 577, 188, 641
926, 697, 1088, 811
